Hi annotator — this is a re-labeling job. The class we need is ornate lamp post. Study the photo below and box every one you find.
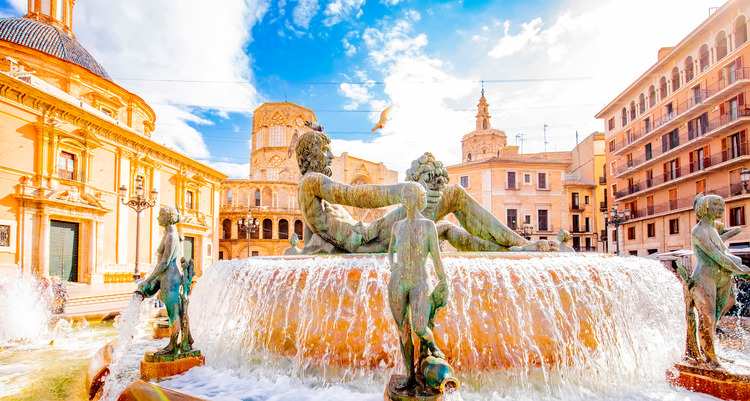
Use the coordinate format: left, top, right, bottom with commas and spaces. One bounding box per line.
602, 203, 630, 255
741, 168, 750, 193
238, 211, 260, 257
119, 176, 158, 281
516, 223, 533, 240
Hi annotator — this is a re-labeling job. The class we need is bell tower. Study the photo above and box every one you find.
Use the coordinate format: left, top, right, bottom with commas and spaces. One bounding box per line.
476, 86, 491, 132
25, 0, 74, 36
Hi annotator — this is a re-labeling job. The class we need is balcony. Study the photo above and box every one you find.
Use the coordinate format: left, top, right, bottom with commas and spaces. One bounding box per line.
570, 203, 585, 211
615, 144, 748, 200
614, 107, 750, 178
628, 184, 748, 221
599, 176, 607, 185
599, 201, 608, 212
612, 67, 750, 155
573, 246, 598, 252
57, 169, 86, 182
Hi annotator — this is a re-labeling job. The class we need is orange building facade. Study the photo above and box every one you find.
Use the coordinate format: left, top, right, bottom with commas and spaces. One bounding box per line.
448, 92, 607, 251
598, 0, 750, 256
218, 102, 398, 258
0, 1, 226, 282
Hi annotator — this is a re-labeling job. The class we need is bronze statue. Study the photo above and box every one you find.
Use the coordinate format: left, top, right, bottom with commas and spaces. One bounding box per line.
283, 233, 303, 255
136, 206, 196, 356
295, 130, 550, 254
677, 194, 750, 368
387, 182, 458, 394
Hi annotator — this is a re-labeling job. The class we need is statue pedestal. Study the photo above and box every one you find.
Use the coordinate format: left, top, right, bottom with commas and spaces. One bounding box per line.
668, 363, 750, 400
140, 350, 204, 380
384, 375, 443, 401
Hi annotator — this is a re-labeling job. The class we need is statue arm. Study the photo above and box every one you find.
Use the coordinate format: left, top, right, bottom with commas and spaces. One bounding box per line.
694, 232, 750, 275
387, 225, 397, 269
446, 185, 529, 247
720, 226, 742, 241
429, 223, 446, 284
305, 172, 404, 208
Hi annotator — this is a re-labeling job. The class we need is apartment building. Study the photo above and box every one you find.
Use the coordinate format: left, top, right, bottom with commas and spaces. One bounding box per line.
597, 0, 750, 256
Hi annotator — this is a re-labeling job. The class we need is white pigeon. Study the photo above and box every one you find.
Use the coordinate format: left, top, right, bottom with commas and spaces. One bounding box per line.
371, 104, 395, 134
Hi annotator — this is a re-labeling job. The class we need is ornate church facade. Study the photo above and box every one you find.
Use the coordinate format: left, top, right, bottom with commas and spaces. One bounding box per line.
0, 1, 226, 282
218, 102, 398, 258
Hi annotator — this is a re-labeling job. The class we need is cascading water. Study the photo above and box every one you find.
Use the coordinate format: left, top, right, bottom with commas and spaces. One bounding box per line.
0, 274, 53, 345
189, 253, 688, 398
99, 292, 148, 401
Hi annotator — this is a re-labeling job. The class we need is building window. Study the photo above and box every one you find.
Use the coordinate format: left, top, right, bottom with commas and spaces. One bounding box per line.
609, 140, 615, 152
627, 226, 636, 240
647, 223, 656, 238
585, 217, 591, 232
608, 118, 615, 131
255, 190, 261, 206
294, 220, 304, 241
669, 218, 679, 235
644, 143, 652, 161
506, 209, 518, 230
537, 173, 548, 190
262, 219, 273, 239
186, 190, 194, 210
584, 195, 590, 205
524, 215, 531, 225
523, 173, 531, 185
219, 251, 224, 260
460, 176, 469, 188
58, 151, 76, 180
696, 179, 706, 195
572, 214, 580, 232
669, 188, 678, 210
0, 224, 9, 247
538, 210, 549, 231
226, 189, 232, 206
279, 219, 289, 240
730, 206, 746, 226
222, 219, 231, 239
252, 251, 259, 257
269, 126, 286, 147
507, 172, 517, 190
664, 158, 680, 181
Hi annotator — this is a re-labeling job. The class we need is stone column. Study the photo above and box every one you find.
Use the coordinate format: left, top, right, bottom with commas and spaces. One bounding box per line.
117, 152, 130, 264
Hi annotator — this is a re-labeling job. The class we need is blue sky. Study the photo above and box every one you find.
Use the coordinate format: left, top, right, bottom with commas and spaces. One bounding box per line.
0, 0, 721, 178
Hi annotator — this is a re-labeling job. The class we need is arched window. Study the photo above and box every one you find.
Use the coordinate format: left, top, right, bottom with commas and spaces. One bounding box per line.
238, 220, 247, 239
649, 85, 656, 108
225, 189, 232, 206
262, 219, 273, 239
659, 76, 668, 101
735, 16, 747, 48
467, 153, 472, 161
621, 107, 627, 126
715, 31, 728, 62
279, 219, 289, 240
671, 67, 680, 92
222, 219, 231, 239
255, 189, 261, 206
267, 156, 284, 181
294, 220, 304, 241
638, 93, 645, 113
629, 101, 636, 120
684, 56, 694, 83
699, 44, 710, 72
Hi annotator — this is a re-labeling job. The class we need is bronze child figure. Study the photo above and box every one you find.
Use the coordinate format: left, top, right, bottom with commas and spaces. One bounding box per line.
387, 182, 450, 390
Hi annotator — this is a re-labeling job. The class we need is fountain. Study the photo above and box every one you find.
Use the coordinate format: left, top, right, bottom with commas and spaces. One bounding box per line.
73, 131, 750, 400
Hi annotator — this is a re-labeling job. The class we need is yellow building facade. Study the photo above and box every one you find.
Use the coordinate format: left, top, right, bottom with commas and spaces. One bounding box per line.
0, 1, 226, 282
448, 92, 607, 251
218, 102, 398, 258
598, 0, 750, 256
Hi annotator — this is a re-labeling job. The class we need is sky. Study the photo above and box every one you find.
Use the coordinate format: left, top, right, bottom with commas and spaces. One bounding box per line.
0, 0, 724, 179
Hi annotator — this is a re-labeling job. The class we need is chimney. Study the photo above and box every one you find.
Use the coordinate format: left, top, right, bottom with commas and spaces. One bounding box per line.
657, 47, 674, 61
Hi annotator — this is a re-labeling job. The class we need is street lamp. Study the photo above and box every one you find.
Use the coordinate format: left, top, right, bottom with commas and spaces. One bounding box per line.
119, 176, 158, 281
516, 223, 533, 240
238, 211, 260, 257
603, 203, 630, 255
741, 168, 750, 193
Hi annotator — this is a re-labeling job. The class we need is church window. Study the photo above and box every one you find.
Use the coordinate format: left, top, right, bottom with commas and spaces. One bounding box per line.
467, 153, 471, 161
262, 219, 273, 239
267, 156, 284, 181
351, 177, 368, 186
226, 189, 232, 205
294, 220, 304, 241
222, 219, 231, 239
255, 189, 261, 206
269, 126, 286, 147
279, 219, 289, 240
482, 120, 487, 130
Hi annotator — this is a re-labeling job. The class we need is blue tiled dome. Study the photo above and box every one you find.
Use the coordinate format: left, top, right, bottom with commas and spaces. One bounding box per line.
0, 17, 110, 80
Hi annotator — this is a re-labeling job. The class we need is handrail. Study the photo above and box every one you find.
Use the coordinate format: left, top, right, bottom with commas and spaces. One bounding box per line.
629, 184, 746, 219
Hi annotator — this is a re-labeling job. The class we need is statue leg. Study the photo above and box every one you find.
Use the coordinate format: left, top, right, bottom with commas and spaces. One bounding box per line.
693, 285, 720, 367
684, 293, 700, 362
157, 291, 182, 355
388, 275, 416, 389
436, 221, 506, 252
410, 282, 444, 359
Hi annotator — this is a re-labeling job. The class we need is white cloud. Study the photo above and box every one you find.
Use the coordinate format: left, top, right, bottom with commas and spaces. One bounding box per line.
339, 82, 373, 110
292, 0, 319, 29
488, 18, 543, 58
19, 0, 270, 175
200, 161, 250, 179
323, 0, 365, 27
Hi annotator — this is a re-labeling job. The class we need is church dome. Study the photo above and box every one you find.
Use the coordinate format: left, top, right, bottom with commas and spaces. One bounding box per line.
0, 17, 110, 80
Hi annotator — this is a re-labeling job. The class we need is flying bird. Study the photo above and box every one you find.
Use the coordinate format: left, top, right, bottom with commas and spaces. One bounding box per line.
371, 104, 395, 134
305, 121, 324, 132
